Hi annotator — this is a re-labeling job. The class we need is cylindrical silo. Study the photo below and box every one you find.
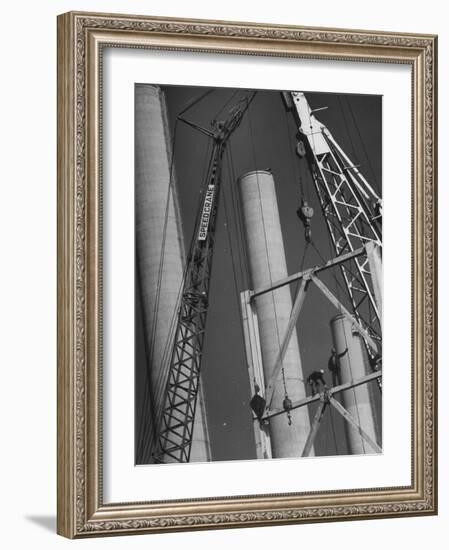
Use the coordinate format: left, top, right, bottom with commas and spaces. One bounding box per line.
190, 383, 212, 462
330, 314, 379, 454
135, 84, 211, 463
238, 170, 312, 458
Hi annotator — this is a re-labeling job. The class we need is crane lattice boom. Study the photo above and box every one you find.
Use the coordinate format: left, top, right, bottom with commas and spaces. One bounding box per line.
288, 92, 382, 342
153, 92, 255, 463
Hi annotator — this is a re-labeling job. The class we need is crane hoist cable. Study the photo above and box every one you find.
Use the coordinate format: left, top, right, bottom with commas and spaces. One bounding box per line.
291, 96, 315, 242
229, 141, 252, 288
177, 88, 215, 118
296, 200, 314, 244
339, 96, 382, 228
247, 99, 289, 413
337, 95, 360, 168
225, 145, 248, 291
307, 233, 367, 454
296, 100, 327, 245
222, 150, 249, 354
247, 100, 308, 425
345, 96, 379, 191
136, 274, 156, 459
226, 144, 266, 409
212, 89, 239, 125
282, 94, 302, 196
280, 239, 311, 427
309, 238, 349, 303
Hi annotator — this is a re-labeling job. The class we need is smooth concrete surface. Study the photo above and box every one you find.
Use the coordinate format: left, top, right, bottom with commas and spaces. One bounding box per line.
135, 84, 211, 462
330, 314, 379, 454
239, 170, 312, 457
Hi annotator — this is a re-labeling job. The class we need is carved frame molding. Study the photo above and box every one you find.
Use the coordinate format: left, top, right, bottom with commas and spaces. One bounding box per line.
57, 11, 437, 538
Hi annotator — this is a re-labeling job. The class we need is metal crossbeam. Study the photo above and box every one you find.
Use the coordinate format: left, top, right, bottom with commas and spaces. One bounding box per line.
262, 371, 382, 420
328, 397, 382, 453
264, 276, 310, 407
301, 399, 327, 457
310, 275, 378, 353
251, 246, 365, 299
243, 247, 377, 420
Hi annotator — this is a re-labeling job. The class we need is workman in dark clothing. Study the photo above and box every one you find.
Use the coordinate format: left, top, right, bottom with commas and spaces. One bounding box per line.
368, 351, 382, 389
328, 347, 348, 387
250, 384, 266, 421
372, 200, 383, 221
368, 351, 381, 372
307, 369, 327, 396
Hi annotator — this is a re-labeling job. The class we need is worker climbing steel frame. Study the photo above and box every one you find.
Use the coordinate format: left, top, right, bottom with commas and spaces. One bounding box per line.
285, 92, 382, 344
153, 92, 256, 464
241, 243, 382, 456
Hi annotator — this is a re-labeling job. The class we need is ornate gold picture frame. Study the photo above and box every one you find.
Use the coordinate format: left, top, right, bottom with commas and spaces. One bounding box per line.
57, 11, 437, 538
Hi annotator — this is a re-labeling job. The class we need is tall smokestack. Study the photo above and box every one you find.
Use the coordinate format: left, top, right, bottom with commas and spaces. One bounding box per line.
135, 84, 211, 463
330, 314, 379, 454
238, 170, 312, 458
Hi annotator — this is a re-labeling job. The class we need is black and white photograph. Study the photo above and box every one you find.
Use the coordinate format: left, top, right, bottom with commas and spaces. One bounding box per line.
2, 1, 441, 545
135, 84, 382, 465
